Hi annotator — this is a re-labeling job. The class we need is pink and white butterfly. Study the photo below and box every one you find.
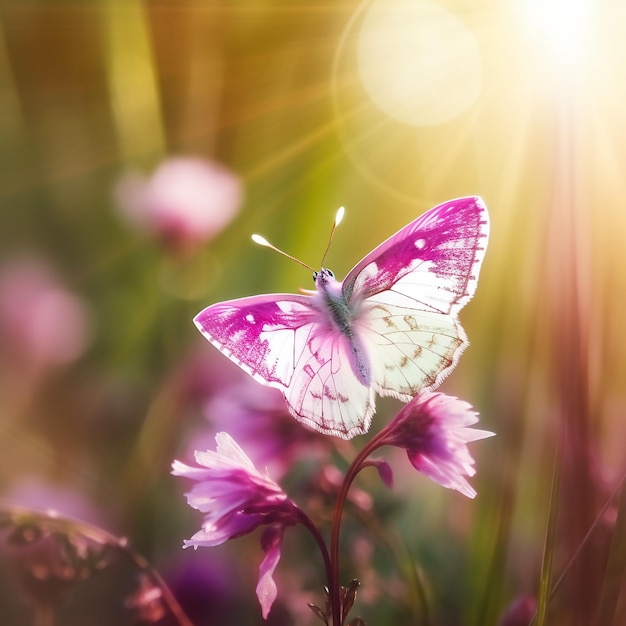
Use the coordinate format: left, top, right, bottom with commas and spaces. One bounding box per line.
194, 196, 489, 439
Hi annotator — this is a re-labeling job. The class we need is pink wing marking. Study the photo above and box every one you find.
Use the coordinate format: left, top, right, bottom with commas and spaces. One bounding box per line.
343, 196, 489, 314
194, 294, 316, 388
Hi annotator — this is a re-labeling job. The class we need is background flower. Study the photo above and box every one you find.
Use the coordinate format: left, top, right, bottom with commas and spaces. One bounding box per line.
202, 377, 330, 478
115, 157, 243, 253
0, 258, 91, 372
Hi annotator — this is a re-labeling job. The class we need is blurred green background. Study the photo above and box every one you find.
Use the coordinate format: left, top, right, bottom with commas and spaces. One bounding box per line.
0, 1, 624, 625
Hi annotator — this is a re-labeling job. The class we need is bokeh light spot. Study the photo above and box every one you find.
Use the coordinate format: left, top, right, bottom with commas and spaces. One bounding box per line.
357, 0, 483, 126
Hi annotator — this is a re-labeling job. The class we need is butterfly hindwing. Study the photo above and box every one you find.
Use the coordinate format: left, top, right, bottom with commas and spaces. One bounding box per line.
358, 303, 467, 400
285, 327, 375, 438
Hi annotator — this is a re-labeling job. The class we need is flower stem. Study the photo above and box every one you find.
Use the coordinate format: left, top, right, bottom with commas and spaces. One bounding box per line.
295, 507, 334, 607
329, 426, 391, 625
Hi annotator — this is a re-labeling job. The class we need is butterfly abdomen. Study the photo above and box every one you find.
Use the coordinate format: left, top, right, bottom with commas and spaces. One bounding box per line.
314, 269, 371, 387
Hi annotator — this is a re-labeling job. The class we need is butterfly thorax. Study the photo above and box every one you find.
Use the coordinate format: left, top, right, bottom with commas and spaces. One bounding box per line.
313, 268, 353, 336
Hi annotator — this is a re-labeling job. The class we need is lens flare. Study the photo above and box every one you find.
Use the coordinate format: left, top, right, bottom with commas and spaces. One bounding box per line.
357, 0, 482, 126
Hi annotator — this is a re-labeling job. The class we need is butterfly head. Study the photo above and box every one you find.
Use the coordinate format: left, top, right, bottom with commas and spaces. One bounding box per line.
313, 267, 336, 285
313, 268, 343, 299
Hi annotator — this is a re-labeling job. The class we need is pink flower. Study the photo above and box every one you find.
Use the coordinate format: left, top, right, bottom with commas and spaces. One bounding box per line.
380, 392, 494, 499
172, 432, 299, 619
0, 259, 91, 370
115, 157, 242, 252
204, 377, 329, 477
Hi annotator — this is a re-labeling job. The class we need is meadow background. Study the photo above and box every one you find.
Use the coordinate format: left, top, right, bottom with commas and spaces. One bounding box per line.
0, 1, 624, 625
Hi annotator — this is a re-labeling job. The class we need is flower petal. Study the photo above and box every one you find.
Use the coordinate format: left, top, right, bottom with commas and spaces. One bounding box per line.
408, 451, 477, 498
363, 458, 394, 489
256, 526, 283, 619
214, 432, 258, 471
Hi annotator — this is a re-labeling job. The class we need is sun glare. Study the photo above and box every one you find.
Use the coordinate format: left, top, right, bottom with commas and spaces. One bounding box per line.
522, 0, 592, 70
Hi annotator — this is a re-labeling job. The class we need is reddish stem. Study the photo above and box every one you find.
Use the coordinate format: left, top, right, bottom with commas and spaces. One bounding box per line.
328, 425, 392, 625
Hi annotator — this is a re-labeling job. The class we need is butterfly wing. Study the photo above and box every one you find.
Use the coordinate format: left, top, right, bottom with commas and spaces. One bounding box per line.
194, 295, 375, 438
344, 196, 489, 399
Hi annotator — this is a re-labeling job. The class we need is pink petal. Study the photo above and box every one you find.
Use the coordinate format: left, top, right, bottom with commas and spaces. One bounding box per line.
214, 432, 257, 471
256, 526, 283, 619
363, 458, 394, 489
408, 451, 477, 499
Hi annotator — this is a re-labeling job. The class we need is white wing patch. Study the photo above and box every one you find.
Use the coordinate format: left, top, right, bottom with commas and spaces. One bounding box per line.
355, 257, 474, 314
256, 319, 313, 387
358, 302, 467, 400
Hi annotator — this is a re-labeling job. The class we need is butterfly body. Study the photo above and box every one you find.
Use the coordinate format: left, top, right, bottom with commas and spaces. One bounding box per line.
311, 268, 372, 387
195, 196, 489, 439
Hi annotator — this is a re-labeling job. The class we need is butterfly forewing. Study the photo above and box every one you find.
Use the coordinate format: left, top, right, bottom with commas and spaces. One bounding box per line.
194, 295, 374, 437
344, 196, 489, 313
194, 295, 315, 388
342, 196, 488, 405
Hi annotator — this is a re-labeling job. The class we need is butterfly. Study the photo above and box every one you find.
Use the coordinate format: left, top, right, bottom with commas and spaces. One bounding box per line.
194, 196, 489, 439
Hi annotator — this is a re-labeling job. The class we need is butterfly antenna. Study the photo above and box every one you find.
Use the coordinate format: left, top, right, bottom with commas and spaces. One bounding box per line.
251, 234, 316, 273
319, 206, 345, 268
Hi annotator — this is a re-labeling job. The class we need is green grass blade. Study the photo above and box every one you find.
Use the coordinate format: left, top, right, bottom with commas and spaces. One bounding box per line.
532, 436, 562, 626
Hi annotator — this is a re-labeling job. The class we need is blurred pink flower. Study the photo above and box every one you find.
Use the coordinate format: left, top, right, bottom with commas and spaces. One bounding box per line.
0, 259, 91, 369
380, 392, 494, 499
172, 432, 300, 619
115, 157, 243, 251
163, 551, 240, 625
497, 595, 537, 626
172, 347, 245, 408
203, 377, 329, 477
1, 477, 104, 527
